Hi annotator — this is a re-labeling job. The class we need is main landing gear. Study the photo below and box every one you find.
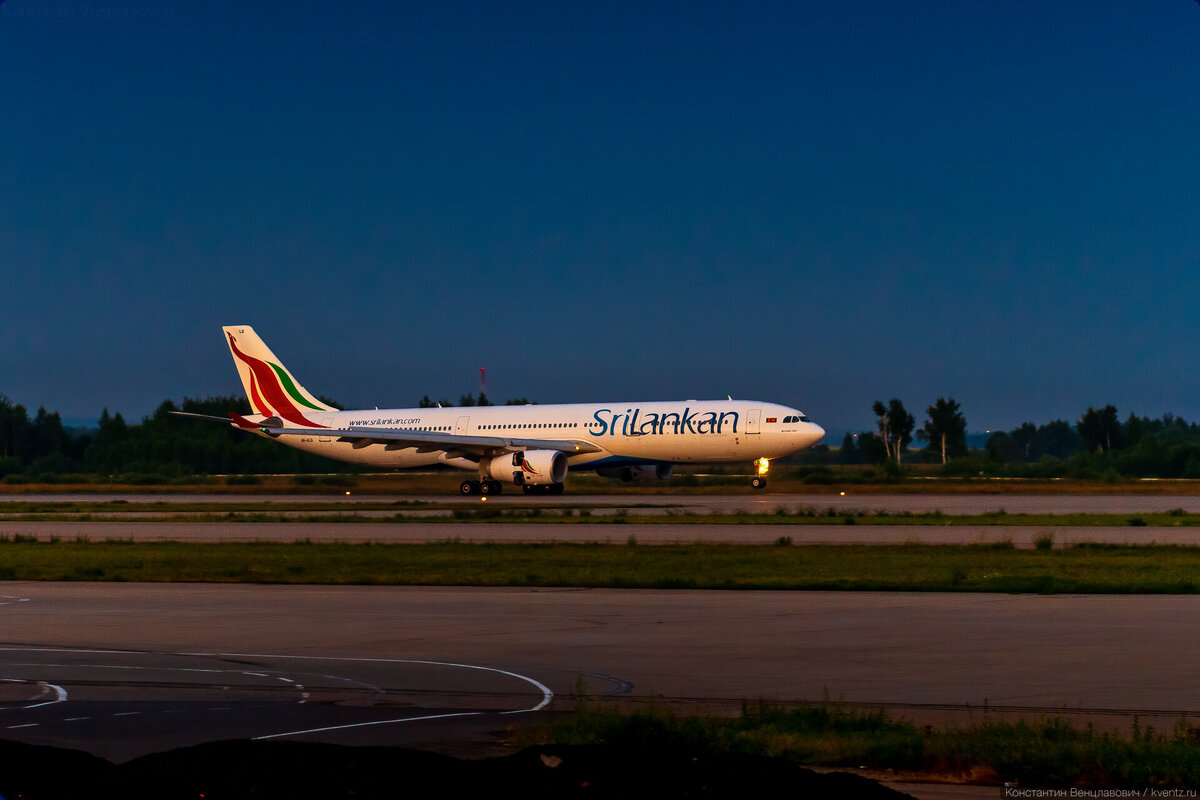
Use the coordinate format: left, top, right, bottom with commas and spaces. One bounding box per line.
460, 480, 566, 495
522, 483, 565, 495
460, 480, 503, 495
751, 457, 770, 490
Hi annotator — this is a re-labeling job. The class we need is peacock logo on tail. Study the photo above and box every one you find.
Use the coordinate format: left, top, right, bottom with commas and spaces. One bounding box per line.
226, 332, 327, 428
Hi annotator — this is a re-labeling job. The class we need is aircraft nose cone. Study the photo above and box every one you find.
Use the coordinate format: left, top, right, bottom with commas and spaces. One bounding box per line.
804, 422, 825, 446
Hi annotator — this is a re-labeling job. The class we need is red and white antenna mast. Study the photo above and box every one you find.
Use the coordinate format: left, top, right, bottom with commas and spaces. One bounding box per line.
480, 366, 486, 397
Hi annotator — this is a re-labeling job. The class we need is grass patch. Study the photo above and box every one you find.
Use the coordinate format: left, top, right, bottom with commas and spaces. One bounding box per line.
513, 703, 1200, 789
0, 541, 1199, 592
11, 501, 1200, 528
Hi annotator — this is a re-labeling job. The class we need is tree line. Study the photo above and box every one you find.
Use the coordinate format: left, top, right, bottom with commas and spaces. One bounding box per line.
5, 389, 1200, 481
0, 391, 541, 480
818, 397, 1200, 480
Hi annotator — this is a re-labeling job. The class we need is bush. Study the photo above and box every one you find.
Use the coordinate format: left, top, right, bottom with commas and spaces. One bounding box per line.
798, 466, 837, 485
318, 475, 357, 487
225, 474, 262, 486
120, 473, 170, 485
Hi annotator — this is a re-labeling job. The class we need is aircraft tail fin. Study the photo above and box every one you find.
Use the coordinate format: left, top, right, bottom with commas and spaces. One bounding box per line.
222, 325, 335, 426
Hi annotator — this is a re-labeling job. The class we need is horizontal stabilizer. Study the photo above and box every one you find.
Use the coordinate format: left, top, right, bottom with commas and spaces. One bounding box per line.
168, 411, 238, 425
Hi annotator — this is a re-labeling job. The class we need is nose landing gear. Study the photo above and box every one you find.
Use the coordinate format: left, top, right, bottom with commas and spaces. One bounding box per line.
751, 457, 769, 489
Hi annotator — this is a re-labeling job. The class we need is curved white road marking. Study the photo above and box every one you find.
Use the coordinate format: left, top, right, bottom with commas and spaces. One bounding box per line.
24, 681, 68, 709
0, 646, 554, 739
244, 653, 554, 740
2, 679, 68, 709
191, 652, 554, 714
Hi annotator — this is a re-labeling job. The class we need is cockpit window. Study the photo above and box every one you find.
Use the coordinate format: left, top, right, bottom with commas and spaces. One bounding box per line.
799, 415, 809, 422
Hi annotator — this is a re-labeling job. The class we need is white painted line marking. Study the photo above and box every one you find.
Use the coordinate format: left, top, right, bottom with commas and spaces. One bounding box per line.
23, 682, 67, 709
63, 717, 90, 722
112, 711, 139, 717
253, 711, 482, 740
6, 723, 38, 729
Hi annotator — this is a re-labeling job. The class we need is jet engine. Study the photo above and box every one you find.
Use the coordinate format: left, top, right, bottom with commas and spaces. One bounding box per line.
597, 464, 673, 482
483, 450, 568, 486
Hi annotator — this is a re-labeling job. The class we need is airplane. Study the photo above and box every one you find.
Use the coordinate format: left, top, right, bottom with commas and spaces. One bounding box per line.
173, 325, 825, 495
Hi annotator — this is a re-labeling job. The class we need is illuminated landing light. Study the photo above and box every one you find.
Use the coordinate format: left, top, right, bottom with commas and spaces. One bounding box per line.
840, 491, 846, 496
755, 457, 770, 476
345, 491, 351, 496
481, 497, 488, 503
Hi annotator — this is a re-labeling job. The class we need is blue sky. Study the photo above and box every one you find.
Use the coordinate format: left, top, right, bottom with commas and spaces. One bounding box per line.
2, 1, 1199, 434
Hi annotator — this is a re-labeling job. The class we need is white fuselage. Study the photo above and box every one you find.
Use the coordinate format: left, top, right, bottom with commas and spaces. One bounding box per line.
251, 399, 824, 471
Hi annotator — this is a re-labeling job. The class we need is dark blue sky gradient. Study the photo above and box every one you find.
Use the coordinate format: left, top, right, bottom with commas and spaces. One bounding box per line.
2, 1, 1199, 433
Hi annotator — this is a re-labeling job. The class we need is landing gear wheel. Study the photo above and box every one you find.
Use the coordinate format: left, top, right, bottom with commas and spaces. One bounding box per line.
522, 484, 535, 495
480, 480, 502, 495
548, 483, 564, 495
750, 476, 767, 490
460, 480, 481, 495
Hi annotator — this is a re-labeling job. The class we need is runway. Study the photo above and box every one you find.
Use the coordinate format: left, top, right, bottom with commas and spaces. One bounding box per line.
2, 583, 1200, 764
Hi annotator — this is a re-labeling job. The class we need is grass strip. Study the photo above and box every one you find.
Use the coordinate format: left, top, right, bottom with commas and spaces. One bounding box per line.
512, 702, 1200, 789
3, 541, 1200, 592
4, 506, 1200, 526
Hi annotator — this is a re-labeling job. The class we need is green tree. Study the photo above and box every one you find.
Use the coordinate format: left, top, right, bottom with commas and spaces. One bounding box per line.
917, 397, 967, 464
838, 431, 859, 464
986, 431, 1020, 464
29, 407, 70, 470
856, 431, 888, 464
0, 395, 30, 461
477, 391, 492, 406
458, 394, 477, 407
872, 399, 914, 464
1011, 422, 1037, 461
1035, 420, 1083, 459
1123, 413, 1148, 447
1077, 405, 1120, 453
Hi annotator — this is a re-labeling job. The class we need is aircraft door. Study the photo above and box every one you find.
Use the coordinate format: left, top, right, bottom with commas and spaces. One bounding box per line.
455, 416, 470, 435
746, 408, 761, 435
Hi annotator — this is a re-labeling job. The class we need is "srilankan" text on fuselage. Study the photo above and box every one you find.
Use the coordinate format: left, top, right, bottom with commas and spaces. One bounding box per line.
588, 407, 739, 437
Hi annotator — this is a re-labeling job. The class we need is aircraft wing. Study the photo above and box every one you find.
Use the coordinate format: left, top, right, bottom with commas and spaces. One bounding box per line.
327, 425, 602, 456
170, 411, 603, 456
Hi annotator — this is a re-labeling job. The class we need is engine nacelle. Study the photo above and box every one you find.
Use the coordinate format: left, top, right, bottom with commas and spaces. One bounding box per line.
597, 464, 673, 482
483, 449, 568, 486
